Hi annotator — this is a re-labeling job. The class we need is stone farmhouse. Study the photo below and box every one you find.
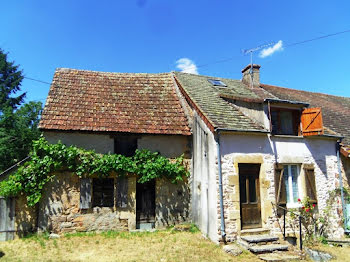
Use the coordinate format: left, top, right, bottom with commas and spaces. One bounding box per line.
1, 65, 349, 244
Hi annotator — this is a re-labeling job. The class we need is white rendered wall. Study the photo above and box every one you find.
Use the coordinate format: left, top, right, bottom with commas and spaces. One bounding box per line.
191, 113, 219, 242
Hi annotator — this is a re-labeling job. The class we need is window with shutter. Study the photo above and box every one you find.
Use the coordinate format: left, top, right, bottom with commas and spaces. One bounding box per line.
80, 178, 92, 209
117, 177, 128, 208
303, 166, 317, 203
275, 164, 302, 208
301, 107, 324, 136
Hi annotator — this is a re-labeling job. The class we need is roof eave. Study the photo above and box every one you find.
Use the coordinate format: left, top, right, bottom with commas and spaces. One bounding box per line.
215, 127, 269, 134
264, 98, 309, 107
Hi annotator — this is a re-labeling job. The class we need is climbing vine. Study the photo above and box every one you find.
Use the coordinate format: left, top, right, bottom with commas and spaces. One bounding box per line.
0, 137, 189, 206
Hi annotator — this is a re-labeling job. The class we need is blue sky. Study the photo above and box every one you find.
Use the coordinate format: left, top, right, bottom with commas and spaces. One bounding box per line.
2, 1, 350, 103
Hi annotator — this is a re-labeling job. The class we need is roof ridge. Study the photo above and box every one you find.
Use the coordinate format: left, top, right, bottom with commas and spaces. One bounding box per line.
173, 71, 242, 82
56, 68, 171, 76
261, 83, 350, 99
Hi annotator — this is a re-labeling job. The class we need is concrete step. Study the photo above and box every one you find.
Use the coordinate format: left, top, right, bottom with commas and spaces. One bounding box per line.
240, 228, 270, 236
258, 253, 300, 261
248, 244, 289, 254
241, 234, 279, 244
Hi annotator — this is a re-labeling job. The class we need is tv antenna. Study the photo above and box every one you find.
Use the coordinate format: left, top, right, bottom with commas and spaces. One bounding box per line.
242, 42, 275, 87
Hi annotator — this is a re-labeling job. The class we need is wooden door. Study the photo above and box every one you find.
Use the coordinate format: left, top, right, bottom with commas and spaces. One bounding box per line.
0, 197, 15, 241
136, 180, 155, 225
239, 164, 261, 229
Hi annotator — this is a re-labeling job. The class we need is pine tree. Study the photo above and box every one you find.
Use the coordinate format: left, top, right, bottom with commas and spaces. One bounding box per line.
0, 49, 42, 172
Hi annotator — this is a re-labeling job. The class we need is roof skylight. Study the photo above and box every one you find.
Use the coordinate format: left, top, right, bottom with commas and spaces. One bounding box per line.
208, 79, 227, 87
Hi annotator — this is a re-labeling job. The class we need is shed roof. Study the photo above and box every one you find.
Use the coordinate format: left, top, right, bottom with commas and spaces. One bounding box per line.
39, 68, 191, 135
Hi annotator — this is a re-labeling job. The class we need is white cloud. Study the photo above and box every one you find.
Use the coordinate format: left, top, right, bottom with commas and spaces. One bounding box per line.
259, 40, 283, 58
176, 58, 198, 74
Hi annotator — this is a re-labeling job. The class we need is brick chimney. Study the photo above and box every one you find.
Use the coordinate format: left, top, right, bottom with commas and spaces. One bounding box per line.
242, 64, 260, 87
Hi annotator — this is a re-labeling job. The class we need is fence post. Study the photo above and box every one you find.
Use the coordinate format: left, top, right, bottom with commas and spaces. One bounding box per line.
283, 209, 286, 240
299, 216, 302, 251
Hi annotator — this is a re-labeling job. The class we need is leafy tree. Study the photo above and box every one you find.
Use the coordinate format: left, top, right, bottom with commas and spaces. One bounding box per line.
0, 49, 42, 172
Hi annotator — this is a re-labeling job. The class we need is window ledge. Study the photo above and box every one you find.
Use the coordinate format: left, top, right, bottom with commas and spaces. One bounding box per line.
270, 134, 303, 139
286, 203, 302, 209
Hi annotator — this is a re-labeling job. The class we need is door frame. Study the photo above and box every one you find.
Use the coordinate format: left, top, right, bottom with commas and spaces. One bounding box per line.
238, 163, 262, 230
136, 180, 156, 229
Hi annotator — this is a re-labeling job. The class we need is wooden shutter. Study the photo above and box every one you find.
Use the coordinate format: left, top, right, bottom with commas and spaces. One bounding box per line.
117, 177, 128, 208
275, 164, 287, 205
80, 178, 92, 209
301, 107, 324, 136
304, 166, 317, 204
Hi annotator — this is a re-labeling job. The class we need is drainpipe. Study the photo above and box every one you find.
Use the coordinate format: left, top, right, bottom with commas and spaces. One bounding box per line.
336, 140, 348, 233
216, 130, 226, 243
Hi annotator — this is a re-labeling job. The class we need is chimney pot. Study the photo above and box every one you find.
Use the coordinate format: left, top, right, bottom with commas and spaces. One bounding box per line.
241, 64, 260, 87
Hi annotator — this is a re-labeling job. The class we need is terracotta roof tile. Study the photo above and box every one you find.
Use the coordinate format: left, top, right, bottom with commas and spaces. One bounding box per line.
39, 69, 191, 135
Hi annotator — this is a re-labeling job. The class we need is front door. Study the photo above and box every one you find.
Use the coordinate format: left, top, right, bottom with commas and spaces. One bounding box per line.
239, 164, 261, 229
136, 180, 155, 229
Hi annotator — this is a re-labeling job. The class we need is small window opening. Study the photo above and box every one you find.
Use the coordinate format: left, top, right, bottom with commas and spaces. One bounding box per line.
208, 79, 227, 87
92, 178, 114, 207
114, 136, 138, 156
270, 107, 300, 136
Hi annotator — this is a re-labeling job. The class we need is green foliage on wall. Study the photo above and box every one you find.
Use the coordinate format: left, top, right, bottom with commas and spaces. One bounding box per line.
0, 137, 189, 206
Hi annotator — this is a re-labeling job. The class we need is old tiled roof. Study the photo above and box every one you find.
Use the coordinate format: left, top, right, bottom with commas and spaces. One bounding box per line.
261, 84, 350, 146
39, 68, 191, 135
173, 72, 267, 132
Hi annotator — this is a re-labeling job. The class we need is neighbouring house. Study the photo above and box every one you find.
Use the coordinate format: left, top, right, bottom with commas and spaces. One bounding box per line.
1, 69, 192, 240
173, 64, 347, 243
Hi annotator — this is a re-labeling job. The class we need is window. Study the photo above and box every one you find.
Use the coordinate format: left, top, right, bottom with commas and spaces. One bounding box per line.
207, 79, 227, 87
114, 137, 138, 157
275, 163, 318, 210
92, 178, 114, 207
80, 178, 129, 209
283, 165, 301, 207
270, 108, 300, 136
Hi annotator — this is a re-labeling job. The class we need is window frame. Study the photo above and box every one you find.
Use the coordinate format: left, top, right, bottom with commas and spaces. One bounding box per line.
270, 107, 301, 136
92, 178, 115, 208
283, 164, 302, 208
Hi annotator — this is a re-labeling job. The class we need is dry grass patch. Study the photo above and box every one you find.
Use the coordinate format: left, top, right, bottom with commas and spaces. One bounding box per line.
0, 230, 260, 262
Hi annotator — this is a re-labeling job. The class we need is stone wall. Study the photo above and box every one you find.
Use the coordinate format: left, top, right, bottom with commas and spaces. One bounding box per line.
155, 178, 190, 227
14, 194, 37, 237
37, 172, 136, 233
13, 171, 190, 235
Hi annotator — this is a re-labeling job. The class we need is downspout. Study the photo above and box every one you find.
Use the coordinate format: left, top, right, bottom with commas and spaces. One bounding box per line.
216, 130, 226, 243
336, 140, 348, 232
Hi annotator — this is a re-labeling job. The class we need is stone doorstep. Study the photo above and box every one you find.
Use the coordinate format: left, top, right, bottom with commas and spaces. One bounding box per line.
240, 228, 271, 236
248, 244, 289, 254
241, 235, 279, 244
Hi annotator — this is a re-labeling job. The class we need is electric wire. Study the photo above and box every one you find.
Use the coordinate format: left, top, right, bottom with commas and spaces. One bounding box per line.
22, 28, 350, 86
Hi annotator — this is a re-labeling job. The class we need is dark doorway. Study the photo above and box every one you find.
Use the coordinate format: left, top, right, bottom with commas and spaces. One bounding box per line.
239, 164, 261, 229
136, 180, 155, 229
